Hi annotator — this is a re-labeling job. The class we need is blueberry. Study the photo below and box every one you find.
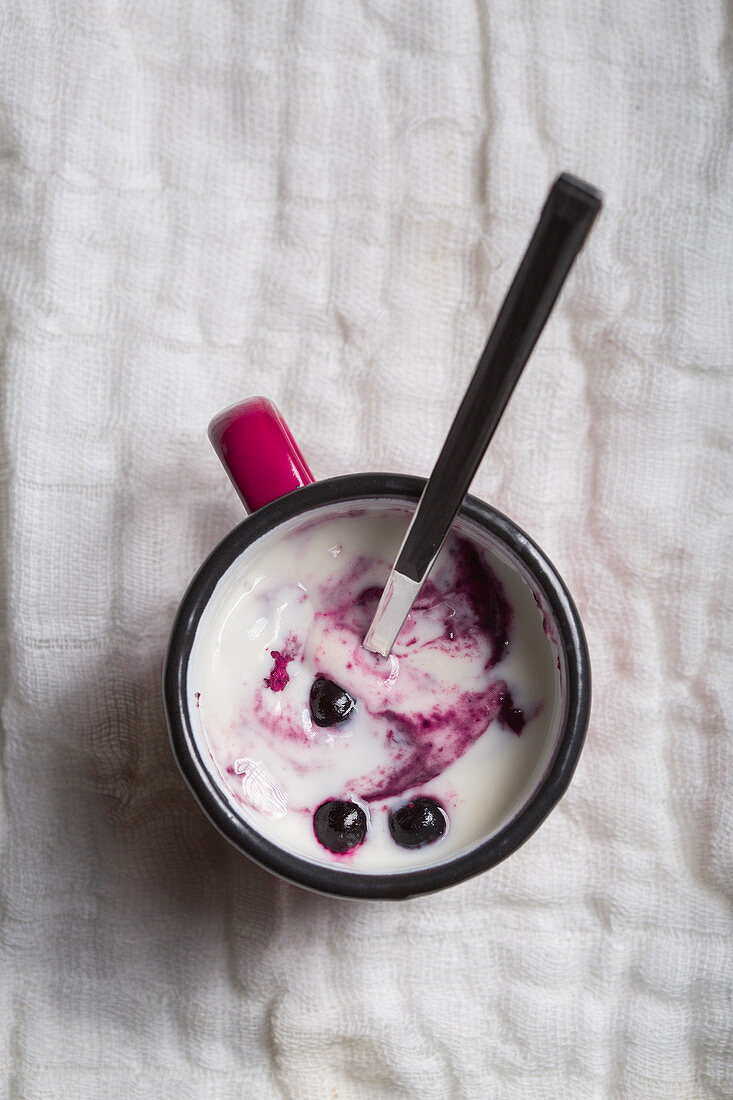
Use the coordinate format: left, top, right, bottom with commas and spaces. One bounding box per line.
389, 797, 448, 848
313, 800, 368, 853
310, 677, 356, 727
499, 686, 526, 735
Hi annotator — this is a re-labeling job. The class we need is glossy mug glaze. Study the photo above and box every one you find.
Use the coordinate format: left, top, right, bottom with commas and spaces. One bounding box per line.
163, 399, 590, 899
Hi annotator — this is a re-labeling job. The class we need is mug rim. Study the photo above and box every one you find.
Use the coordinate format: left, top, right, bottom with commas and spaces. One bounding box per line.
163, 473, 591, 900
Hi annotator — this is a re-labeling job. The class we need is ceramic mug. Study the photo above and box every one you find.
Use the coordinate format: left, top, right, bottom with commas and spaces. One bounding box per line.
163, 398, 590, 900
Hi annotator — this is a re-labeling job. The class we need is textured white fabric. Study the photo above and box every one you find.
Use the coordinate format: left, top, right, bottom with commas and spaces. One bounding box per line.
0, 1, 731, 1097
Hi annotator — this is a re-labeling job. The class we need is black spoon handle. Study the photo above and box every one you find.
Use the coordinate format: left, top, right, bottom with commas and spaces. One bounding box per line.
394, 172, 602, 582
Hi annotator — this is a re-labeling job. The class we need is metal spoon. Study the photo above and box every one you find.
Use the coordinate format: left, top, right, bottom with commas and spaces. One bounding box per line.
362, 172, 602, 658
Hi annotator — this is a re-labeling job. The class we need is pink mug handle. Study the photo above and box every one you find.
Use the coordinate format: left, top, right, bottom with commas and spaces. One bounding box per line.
208, 397, 315, 513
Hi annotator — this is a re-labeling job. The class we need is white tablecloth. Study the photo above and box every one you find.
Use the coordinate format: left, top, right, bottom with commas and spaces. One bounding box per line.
1, 2, 731, 1097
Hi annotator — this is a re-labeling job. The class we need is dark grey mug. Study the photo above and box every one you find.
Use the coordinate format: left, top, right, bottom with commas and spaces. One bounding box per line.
163, 398, 590, 900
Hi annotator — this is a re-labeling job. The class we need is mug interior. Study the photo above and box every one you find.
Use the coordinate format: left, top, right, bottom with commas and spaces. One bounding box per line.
164, 475, 589, 900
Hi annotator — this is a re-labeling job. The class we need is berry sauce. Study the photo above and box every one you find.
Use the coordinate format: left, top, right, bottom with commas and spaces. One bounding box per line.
264, 650, 292, 692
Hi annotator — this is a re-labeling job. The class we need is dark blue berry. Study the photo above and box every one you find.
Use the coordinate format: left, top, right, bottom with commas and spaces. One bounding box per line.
499, 686, 526, 735
313, 800, 368, 853
310, 677, 356, 727
389, 797, 447, 848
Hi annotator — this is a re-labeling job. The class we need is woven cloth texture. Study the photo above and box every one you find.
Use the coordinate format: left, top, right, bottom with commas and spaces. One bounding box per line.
0, 2, 731, 1098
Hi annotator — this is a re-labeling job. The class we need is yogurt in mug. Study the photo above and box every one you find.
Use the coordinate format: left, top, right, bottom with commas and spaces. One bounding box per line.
188, 502, 563, 872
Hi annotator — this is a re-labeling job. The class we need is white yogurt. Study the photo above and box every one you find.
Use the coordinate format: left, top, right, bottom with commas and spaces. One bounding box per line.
188, 502, 563, 873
